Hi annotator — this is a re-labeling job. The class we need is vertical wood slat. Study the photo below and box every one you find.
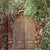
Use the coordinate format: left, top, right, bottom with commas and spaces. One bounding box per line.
14, 15, 25, 48
13, 15, 35, 49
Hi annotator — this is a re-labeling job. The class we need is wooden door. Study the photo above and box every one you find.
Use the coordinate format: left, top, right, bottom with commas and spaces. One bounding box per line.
12, 15, 35, 50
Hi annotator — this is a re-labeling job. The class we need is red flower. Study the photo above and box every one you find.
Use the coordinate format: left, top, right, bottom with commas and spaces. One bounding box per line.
39, 18, 40, 21
0, 46, 1, 49
41, 24, 43, 26
36, 27, 39, 31
14, 12, 16, 16
0, 28, 2, 29
40, 35, 43, 37
17, 9, 20, 11
15, 9, 18, 11
44, 35, 45, 37
8, 41, 13, 45
35, 35, 37, 37
11, 37, 13, 39
39, 40, 40, 44
35, 38, 38, 41
39, 28, 40, 31
2, 35, 5, 37
23, 8, 26, 10
11, 25, 13, 28
11, 28, 13, 31
8, 28, 10, 31
10, 33, 12, 35
46, 35, 47, 36
44, 23, 45, 26
37, 45, 39, 47
37, 19, 38, 22
35, 37, 39, 41
0, 42, 2, 44
37, 32, 39, 34
13, 8, 15, 9
3, 18, 5, 21
40, 38, 42, 40
6, 14, 8, 16
38, 22, 40, 25
36, 41, 38, 44
10, 45, 12, 48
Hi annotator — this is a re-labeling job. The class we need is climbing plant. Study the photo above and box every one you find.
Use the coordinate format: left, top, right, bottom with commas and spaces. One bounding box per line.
0, 0, 26, 49
0, 0, 13, 49
24, 0, 49, 18
0, 0, 50, 50
24, 0, 50, 49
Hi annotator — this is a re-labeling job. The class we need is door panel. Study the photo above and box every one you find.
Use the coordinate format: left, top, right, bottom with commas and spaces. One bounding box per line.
14, 15, 25, 48
13, 15, 35, 49
25, 17, 35, 48
25, 17, 35, 41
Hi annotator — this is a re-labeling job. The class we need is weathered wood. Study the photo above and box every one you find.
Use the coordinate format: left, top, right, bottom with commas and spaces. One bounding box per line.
13, 15, 35, 49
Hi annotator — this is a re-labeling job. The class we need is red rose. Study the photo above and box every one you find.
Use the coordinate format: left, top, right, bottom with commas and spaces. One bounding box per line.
11, 37, 13, 39
11, 25, 13, 28
39, 40, 40, 44
37, 45, 39, 47
23, 8, 26, 10
0, 46, 1, 49
0, 42, 2, 44
37, 19, 38, 22
11, 28, 13, 31
37, 32, 39, 34
38, 22, 40, 25
1, 33, 2, 35
35, 35, 37, 37
36, 41, 38, 44
8, 29, 10, 31
6, 14, 8, 16
40, 35, 43, 37
10, 33, 12, 35
8, 41, 13, 45
14, 12, 16, 15
39, 18, 40, 21
36, 38, 38, 41
13, 8, 15, 9
2, 35, 5, 37
39, 28, 40, 31
44, 23, 45, 26
36, 27, 39, 31
40, 38, 42, 40
41, 24, 43, 26
44, 35, 45, 37
36, 37, 39, 40
15, 9, 18, 11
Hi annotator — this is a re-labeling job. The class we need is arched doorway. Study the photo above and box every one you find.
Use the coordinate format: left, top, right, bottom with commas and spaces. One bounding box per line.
13, 15, 35, 50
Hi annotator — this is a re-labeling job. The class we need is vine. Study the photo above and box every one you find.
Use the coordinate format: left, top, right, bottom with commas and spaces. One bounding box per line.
24, 0, 50, 49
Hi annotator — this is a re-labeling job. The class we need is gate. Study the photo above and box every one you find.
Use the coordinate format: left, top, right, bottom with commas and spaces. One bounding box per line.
12, 15, 35, 50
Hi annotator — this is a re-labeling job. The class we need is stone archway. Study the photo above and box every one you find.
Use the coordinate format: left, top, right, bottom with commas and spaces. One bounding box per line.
13, 15, 35, 50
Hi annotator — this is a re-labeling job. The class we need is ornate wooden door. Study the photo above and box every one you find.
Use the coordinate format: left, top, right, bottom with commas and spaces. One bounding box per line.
12, 15, 35, 50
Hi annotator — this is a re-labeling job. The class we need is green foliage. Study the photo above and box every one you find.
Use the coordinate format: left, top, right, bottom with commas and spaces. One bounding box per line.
24, 0, 37, 18
24, 0, 50, 49
24, 0, 49, 18
42, 37, 50, 49
47, 0, 50, 7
